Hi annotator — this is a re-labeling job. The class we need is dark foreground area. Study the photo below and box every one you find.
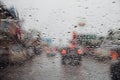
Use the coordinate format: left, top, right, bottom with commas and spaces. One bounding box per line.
0, 52, 118, 80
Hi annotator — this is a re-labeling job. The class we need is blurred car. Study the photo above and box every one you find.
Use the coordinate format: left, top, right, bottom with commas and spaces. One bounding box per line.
61, 47, 83, 65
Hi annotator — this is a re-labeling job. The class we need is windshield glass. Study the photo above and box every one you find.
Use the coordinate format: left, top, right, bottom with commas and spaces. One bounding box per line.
0, 0, 120, 80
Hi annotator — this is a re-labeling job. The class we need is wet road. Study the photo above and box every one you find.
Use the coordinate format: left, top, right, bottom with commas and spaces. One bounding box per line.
0, 52, 111, 80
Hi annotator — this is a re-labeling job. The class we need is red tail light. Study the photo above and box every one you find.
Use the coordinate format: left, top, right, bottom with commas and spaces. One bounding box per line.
61, 49, 67, 55
77, 49, 82, 54
112, 51, 118, 60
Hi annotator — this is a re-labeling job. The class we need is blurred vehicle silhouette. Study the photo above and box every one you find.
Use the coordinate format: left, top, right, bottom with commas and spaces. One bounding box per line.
61, 45, 83, 65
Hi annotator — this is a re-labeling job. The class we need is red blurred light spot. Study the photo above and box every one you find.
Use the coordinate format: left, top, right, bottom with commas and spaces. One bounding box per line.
112, 51, 118, 60
61, 49, 67, 55
77, 49, 82, 54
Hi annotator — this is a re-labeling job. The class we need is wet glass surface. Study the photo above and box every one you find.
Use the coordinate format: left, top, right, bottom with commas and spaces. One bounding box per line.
0, 0, 120, 80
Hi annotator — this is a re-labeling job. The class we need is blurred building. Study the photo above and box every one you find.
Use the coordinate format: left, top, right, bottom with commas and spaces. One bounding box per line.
0, 2, 29, 67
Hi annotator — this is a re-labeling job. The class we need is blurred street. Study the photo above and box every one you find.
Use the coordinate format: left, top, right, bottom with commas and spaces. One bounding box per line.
0, 52, 111, 80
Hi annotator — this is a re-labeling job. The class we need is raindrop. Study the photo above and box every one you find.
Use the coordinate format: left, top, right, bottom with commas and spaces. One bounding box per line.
53, 38, 56, 39
42, 33, 45, 34
85, 7, 88, 9
78, 5, 81, 7
74, 26, 78, 28
45, 27, 48, 29
78, 22, 86, 27
112, 1, 116, 3
62, 20, 65, 22
62, 11, 65, 13
36, 20, 39, 22
68, 32, 71, 33
102, 15, 105, 17
29, 15, 32, 17
97, 6, 100, 8
118, 20, 120, 22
